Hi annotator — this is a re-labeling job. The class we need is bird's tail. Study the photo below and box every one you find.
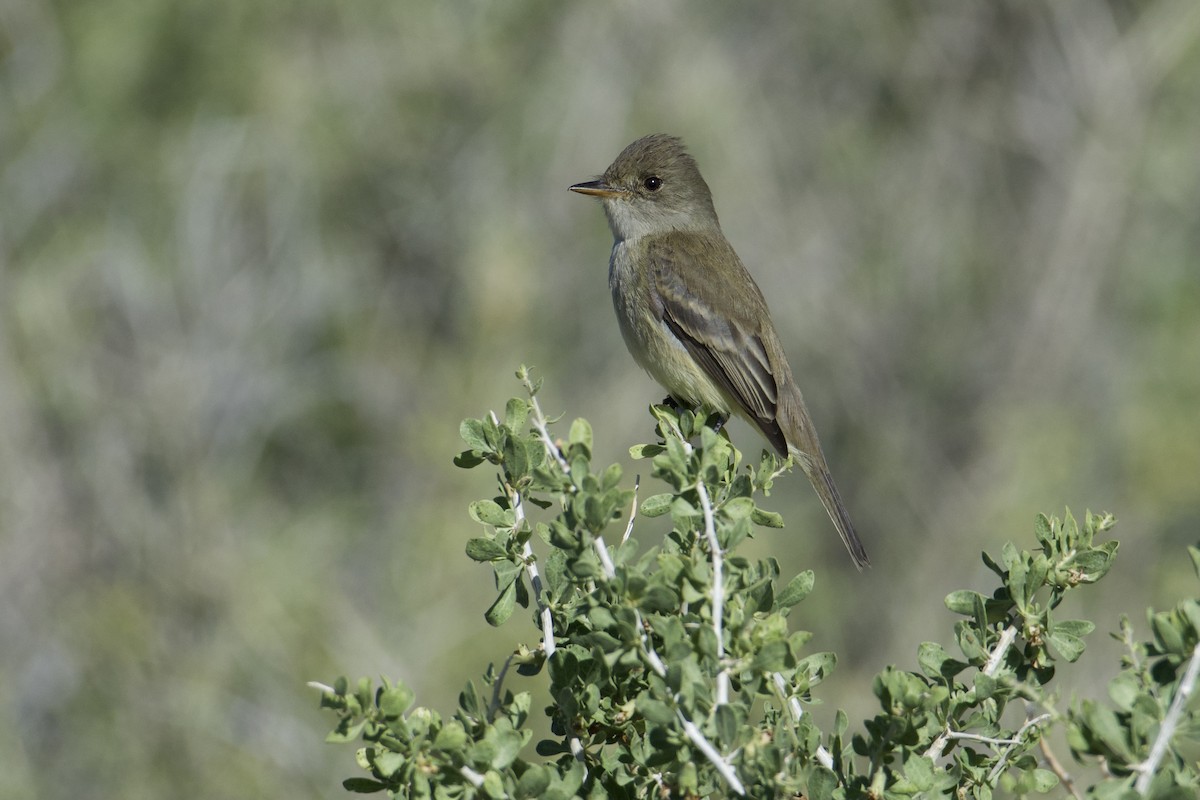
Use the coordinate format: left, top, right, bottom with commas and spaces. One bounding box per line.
778, 384, 870, 570
802, 458, 870, 570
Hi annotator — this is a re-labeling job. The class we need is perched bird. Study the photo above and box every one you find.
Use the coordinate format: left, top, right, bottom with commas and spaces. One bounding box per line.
570, 134, 869, 569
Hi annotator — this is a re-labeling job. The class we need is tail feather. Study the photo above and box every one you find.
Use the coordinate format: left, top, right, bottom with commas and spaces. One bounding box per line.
777, 385, 870, 570
808, 462, 870, 570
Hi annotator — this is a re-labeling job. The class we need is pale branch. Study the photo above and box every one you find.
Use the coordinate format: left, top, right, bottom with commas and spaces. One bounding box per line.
522, 376, 571, 475
696, 478, 730, 706
986, 712, 1052, 782
1134, 640, 1200, 795
927, 625, 1020, 760
983, 626, 1018, 677
568, 732, 588, 777
593, 534, 617, 580
639, 610, 743, 794
773, 672, 834, 770
677, 711, 747, 796
637, 612, 668, 678
1040, 736, 1084, 800
512, 485, 555, 657
459, 766, 485, 788
488, 410, 556, 655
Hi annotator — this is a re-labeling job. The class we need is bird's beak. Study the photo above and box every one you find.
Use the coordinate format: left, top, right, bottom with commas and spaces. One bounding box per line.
569, 179, 624, 199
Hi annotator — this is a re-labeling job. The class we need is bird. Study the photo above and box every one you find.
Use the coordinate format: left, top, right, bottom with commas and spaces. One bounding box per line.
569, 133, 869, 569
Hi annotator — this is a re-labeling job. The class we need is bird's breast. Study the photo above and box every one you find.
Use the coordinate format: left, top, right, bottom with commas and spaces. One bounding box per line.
608, 240, 730, 414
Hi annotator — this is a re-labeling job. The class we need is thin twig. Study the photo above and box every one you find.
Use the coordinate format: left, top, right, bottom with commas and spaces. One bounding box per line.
593, 534, 616, 580
1040, 736, 1084, 800
460, 766, 485, 787
927, 625, 1019, 760
621, 476, 640, 545
677, 711, 747, 796
986, 713, 1051, 782
637, 611, 668, 678
696, 479, 730, 706
1134, 640, 1200, 795
984, 626, 1018, 677
487, 651, 518, 721
773, 672, 834, 770
525, 384, 571, 474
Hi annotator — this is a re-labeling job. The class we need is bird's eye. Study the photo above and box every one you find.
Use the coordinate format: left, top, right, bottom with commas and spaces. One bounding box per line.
643, 176, 663, 192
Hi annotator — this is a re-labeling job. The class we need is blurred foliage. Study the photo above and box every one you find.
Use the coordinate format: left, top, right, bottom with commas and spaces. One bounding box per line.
1, 0, 1199, 796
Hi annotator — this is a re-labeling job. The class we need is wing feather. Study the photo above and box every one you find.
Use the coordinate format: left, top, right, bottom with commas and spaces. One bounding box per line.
648, 234, 789, 454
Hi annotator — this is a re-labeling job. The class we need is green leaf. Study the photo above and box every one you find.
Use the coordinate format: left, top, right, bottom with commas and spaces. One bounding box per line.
505, 398, 529, 432
569, 418, 593, 453
945, 590, 985, 616
796, 651, 837, 685
434, 721, 468, 750
326, 718, 366, 743
470, 499, 514, 528
750, 507, 784, 528
516, 766, 552, 799
1048, 631, 1087, 662
482, 770, 506, 798
640, 493, 673, 518
1055, 619, 1096, 637
502, 435, 530, 480
917, 641, 967, 679
1189, 546, 1200, 580
1027, 768, 1059, 792
1034, 513, 1053, 548
749, 640, 790, 674
637, 697, 675, 725
807, 766, 839, 800
485, 579, 517, 626
484, 721, 525, 769
460, 418, 491, 452
774, 570, 815, 610
903, 754, 935, 790
714, 704, 739, 746
722, 496, 755, 519
975, 672, 998, 699
342, 778, 387, 794
466, 537, 508, 561
454, 450, 486, 468
629, 443, 666, 459
378, 683, 415, 718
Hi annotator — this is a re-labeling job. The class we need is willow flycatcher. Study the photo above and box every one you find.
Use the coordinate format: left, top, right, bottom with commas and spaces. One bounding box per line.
570, 133, 869, 569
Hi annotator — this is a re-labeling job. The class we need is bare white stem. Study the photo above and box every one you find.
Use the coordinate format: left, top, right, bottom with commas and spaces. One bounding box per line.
593, 534, 617, 580
677, 711, 747, 796
984, 626, 1018, 676
1134, 641, 1200, 795
773, 672, 834, 770
510, 487, 555, 657
927, 625, 1020, 760
490, 411, 557, 657
637, 611, 669, 678
306, 681, 335, 694
568, 733, 589, 780
987, 713, 1051, 782
459, 766, 485, 788
696, 479, 730, 706
527, 393, 571, 474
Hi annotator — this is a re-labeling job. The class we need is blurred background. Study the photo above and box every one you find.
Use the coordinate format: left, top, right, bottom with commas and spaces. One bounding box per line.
2, 1, 1198, 796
